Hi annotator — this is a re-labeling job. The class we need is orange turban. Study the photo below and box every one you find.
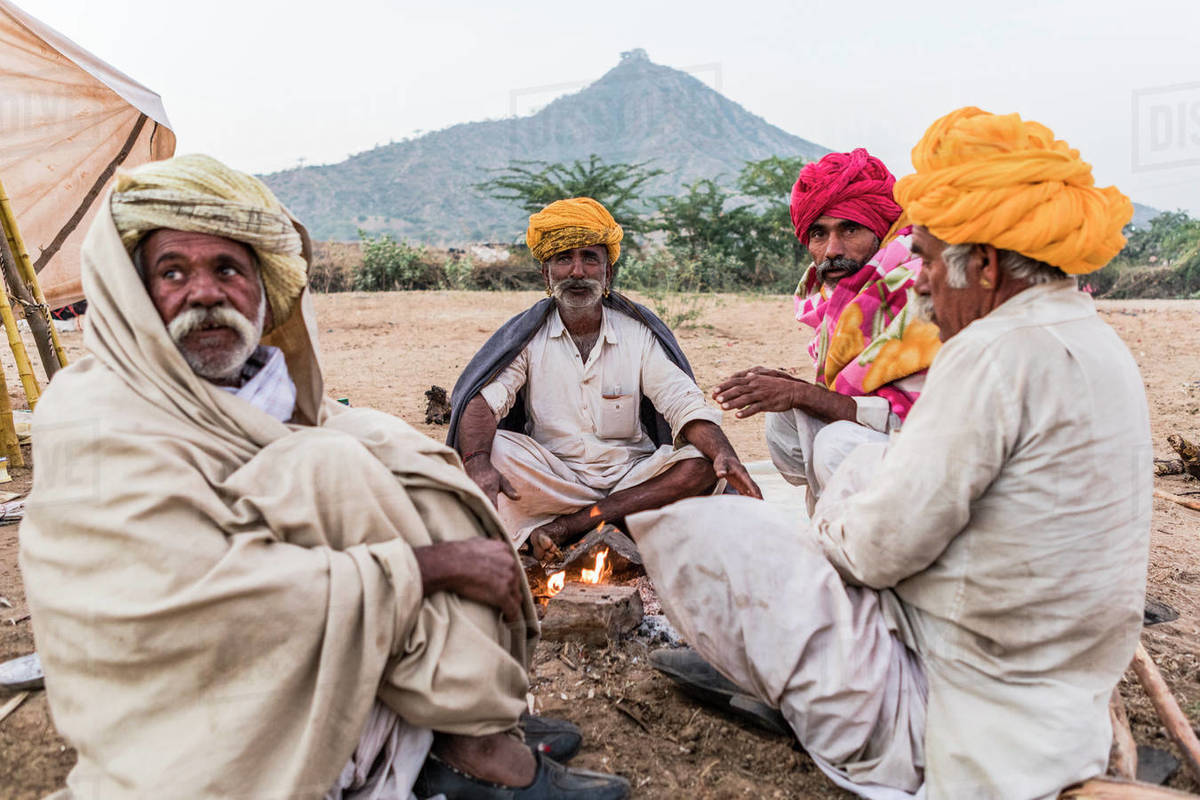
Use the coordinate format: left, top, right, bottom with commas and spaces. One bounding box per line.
526, 197, 623, 265
893, 107, 1132, 275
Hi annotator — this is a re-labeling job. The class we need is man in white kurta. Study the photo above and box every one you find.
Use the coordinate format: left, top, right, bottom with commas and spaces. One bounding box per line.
483, 305, 723, 546
628, 107, 1148, 800
452, 197, 758, 559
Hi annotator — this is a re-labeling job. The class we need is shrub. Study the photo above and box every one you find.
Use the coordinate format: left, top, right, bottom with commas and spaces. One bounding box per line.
354, 229, 428, 291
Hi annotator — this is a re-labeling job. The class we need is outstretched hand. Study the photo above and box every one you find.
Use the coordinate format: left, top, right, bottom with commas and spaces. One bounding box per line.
464, 457, 521, 508
414, 539, 525, 622
713, 451, 763, 500
714, 366, 804, 419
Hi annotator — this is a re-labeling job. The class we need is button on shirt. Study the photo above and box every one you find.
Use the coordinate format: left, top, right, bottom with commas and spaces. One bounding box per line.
480, 307, 722, 488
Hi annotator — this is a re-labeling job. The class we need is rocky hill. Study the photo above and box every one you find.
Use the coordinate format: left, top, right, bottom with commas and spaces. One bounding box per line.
262, 50, 829, 243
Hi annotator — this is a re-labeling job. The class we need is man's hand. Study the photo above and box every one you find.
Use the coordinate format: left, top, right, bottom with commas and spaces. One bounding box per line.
714, 366, 804, 419
712, 451, 763, 500
413, 540, 525, 622
464, 456, 520, 508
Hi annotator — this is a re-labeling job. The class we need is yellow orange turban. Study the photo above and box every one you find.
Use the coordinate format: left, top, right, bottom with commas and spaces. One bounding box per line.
110, 154, 308, 328
893, 107, 1132, 275
526, 197, 623, 265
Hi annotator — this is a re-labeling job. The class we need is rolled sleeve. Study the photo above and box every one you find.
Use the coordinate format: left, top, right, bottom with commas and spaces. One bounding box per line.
479, 349, 529, 420
853, 395, 897, 434
640, 339, 722, 444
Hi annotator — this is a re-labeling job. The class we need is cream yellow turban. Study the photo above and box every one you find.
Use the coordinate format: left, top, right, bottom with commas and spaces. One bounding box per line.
893, 107, 1133, 275
526, 197, 623, 265
110, 154, 308, 327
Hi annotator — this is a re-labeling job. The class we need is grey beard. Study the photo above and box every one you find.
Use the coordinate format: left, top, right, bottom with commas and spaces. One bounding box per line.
908, 292, 934, 324
168, 299, 265, 382
551, 277, 603, 309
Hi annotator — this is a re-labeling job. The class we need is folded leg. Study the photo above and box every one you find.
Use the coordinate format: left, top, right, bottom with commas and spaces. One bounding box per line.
628, 496, 926, 796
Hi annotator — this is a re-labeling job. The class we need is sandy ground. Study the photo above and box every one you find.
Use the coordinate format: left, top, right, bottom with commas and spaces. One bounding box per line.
1, 291, 1199, 798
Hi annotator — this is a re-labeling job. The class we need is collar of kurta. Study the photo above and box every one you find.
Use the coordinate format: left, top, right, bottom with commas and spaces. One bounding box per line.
546, 306, 619, 346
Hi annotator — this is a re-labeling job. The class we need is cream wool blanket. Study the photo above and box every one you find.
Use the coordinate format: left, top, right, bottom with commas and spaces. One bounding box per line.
20, 200, 537, 798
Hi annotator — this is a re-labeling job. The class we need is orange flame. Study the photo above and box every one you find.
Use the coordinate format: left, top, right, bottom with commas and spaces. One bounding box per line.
547, 571, 565, 596
580, 548, 609, 584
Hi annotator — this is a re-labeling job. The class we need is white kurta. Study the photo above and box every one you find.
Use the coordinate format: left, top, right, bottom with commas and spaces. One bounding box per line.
481, 307, 722, 543
631, 281, 1152, 800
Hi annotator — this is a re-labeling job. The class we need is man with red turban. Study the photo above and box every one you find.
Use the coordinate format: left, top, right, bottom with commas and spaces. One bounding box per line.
714, 148, 940, 511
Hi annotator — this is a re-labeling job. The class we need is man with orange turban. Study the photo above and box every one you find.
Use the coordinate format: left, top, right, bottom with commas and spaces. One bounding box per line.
449, 197, 760, 561
714, 149, 940, 511
629, 109, 1149, 800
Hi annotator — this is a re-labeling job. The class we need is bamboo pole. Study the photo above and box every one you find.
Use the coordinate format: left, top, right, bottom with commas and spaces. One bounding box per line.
0, 350, 22, 467
0, 269, 39, 410
0, 177, 67, 375
1130, 643, 1200, 784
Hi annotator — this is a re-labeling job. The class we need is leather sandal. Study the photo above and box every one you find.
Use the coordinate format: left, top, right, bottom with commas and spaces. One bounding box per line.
413, 750, 630, 799
649, 647, 791, 736
520, 712, 582, 764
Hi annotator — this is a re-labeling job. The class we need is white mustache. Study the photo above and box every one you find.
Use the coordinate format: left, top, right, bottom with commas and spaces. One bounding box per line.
551, 278, 603, 308
168, 305, 259, 345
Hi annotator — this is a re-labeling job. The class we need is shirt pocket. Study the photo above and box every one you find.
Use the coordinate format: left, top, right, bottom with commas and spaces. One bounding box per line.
596, 392, 639, 440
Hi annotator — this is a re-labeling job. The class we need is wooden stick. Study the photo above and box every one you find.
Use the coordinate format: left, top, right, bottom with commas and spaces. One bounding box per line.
0, 690, 28, 725
1061, 776, 1200, 798
1153, 489, 1200, 512
1130, 643, 1200, 784
1109, 687, 1138, 780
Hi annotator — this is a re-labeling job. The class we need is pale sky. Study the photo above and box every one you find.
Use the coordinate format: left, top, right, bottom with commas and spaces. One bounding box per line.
17, 0, 1200, 214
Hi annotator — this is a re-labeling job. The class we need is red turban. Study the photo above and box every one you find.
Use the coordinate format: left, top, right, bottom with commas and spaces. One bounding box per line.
789, 149, 902, 247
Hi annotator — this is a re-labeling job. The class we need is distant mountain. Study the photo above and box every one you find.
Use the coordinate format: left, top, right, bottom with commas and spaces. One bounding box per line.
262, 50, 830, 243
1131, 202, 1163, 230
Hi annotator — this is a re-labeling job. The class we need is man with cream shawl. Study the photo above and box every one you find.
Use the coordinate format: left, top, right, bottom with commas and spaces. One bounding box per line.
19, 155, 629, 800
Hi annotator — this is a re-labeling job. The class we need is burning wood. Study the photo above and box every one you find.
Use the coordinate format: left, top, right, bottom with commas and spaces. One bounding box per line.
548, 522, 643, 580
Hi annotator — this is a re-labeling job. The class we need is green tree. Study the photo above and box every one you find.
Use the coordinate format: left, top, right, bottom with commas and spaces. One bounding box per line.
737, 155, 809, 275
1119, 210, 1200, 265
475, 154, 664, 238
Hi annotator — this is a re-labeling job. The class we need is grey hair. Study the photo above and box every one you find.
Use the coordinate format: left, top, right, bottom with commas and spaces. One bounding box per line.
943, 243, 1072, 289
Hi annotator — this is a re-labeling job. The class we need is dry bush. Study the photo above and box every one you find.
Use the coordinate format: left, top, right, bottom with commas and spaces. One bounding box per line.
309, 241, 361, 293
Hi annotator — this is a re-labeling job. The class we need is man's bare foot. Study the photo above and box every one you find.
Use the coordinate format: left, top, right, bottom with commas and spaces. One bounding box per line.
433, 731, 536, 787
530, 518, 572, 561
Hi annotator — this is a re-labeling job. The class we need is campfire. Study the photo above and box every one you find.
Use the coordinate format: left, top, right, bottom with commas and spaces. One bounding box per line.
532, 525, 646, 645
546, 547, 611, 597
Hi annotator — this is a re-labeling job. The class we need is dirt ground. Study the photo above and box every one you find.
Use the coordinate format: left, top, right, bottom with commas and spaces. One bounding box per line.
1, 290, 1199, 798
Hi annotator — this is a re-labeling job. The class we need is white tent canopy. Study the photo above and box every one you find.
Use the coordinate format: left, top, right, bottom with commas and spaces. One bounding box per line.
0, 0, 174, 308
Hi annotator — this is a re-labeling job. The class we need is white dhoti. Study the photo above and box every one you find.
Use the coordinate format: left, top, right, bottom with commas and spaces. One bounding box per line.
326, 703, 433, 800
491, 430, 711, 546
765, 410, 889, 512
627, 492, 927, 798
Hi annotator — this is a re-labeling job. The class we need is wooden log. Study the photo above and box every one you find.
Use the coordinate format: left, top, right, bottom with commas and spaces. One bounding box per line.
1110, 687, 1138, 780
1153, 489, 1200, 513
1060, 777, 1199, 798
1130, 643, 1200, 784
540, 582, 643, 645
